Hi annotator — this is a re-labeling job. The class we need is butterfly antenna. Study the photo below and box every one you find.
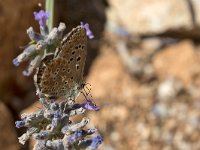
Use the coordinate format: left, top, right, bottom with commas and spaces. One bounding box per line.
80, 82, 93, 101
84, 82, 93, 99
81, 90, 88, 100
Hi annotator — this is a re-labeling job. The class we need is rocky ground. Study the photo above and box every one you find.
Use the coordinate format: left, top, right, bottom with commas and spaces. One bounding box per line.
0, 0, 200, 150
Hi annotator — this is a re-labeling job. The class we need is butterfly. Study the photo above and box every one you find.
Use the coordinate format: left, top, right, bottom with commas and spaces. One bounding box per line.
34, 25, 87, 99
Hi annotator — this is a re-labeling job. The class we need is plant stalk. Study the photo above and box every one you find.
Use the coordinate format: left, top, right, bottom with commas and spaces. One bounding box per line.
45, 0, 54, 30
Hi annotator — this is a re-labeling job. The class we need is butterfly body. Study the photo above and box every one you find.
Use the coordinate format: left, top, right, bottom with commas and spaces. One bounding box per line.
34, 25, 87, 99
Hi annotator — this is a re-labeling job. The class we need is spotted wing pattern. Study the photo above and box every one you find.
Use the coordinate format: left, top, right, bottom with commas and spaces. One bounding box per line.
34, 25, 87, 98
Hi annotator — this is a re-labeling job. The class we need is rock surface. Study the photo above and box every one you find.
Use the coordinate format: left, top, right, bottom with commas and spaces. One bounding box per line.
107, 0, 200, 37
0, 102, 20, 150
153, 40, 200, 86
86, 40, 200, 149
0, 0, 43, 109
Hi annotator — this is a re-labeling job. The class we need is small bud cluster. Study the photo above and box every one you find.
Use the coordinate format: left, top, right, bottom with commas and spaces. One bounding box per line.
13, 11, 65, 76
16, 98, 102, 150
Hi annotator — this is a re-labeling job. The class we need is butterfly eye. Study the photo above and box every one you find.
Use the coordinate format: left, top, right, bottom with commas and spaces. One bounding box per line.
78, 45, 81, 48
70, 58, 73, 61
62, 68, 66, 71
67, 69, 70, 73
64, 81, 68, 85
81, 46, 84, 49
71, 51, 75, 55
75, 46, 78, 49
71, 76, 74, 80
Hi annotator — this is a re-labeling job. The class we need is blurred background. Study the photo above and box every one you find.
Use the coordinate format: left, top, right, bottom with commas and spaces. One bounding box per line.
1, 0, 200, 149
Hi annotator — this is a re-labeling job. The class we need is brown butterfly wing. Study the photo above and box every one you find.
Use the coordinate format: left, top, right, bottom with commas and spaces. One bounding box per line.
37, 57, 72, 97
34, 25, 87, 98
34, 54, 54, 95
57, 25, 87, 84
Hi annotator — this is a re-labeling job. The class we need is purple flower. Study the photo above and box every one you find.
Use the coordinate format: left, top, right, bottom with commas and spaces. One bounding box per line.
80, 135, 103, 150
54, 110, 61, 118
34, 10, 49, 27
34, 131, 49, 140
68, 130, 86, 144
15, 121, 25, 128
81, 100, 100, 111
50, 102, 59, 110
80, 22, 94, 39
90, 135, 103, 150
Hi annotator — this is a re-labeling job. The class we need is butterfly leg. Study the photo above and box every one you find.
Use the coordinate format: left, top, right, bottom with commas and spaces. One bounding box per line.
67, 96, 75, 105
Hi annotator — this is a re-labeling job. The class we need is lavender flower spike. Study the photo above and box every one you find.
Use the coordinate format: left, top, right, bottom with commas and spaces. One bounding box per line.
80, 22, 94, 39
34, 10, 49, 27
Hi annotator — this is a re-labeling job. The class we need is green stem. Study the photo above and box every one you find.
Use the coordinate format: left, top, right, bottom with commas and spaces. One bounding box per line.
45, 0, 54, 30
